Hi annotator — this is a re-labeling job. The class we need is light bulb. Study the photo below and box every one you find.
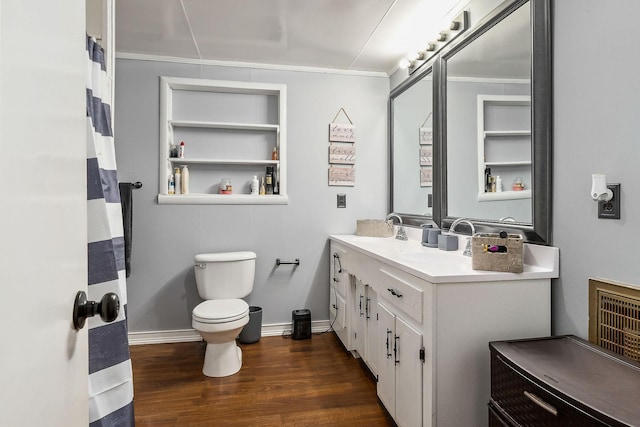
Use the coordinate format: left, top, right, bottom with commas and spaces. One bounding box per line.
406, 52, 419, 61
398, 58, 412, 69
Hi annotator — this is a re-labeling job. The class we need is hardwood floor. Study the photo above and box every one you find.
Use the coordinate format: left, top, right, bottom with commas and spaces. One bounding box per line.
130, 332, 395, 426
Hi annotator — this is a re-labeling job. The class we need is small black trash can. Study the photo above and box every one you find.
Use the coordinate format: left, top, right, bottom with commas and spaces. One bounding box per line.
292, 309, 311, 340
239, 306, 262, 344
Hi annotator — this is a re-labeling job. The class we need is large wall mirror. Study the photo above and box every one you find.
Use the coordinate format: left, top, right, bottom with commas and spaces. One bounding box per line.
390, 60, 437, 225
435, 0, 551, 244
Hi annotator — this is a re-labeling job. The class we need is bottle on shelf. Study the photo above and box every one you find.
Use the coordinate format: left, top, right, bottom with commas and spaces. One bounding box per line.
169, 144, 178, 158
168, 173, 175, 194
484, 167, 491, 192
219, 178, 232, 194
181, 165, 189, 194
272, 147, 278, 161
259, 177, 265, 195
179, 141, 185, 158
250, 175, 259, 195
174, 167, 182, 194
513, 177, 525, 191
265, 167, 274, 195
496, 175, 502, 193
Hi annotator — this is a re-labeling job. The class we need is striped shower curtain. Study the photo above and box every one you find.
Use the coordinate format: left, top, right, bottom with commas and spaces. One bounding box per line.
86, 35, 135, 426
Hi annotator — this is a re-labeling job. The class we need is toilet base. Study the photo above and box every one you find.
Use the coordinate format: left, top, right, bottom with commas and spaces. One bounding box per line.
203, 341, 243, 377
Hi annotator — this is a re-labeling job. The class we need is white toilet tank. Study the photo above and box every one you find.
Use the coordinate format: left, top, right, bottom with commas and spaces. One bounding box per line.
194, 251, 256, 299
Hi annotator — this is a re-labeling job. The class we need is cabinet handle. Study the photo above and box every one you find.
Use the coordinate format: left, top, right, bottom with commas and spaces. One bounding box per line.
386, 329, 392, 358
394, 335, 400, 365
365, 297, 371, 319
387, 288, 403, 298
523, 391, 558, 416
359, 294, 364, 316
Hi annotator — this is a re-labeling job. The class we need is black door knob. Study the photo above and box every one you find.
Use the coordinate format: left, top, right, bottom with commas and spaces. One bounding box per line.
73, 291, 120, 330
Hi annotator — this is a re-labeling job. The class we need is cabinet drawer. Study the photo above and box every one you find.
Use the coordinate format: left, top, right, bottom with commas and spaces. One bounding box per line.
491, 352, 604, 426
348, 250, 380, 287
488, 401, 515, 427
379, 266, 423, 324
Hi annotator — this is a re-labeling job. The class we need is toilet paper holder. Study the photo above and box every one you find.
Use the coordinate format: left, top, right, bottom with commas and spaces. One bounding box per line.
276, 258, 300, 266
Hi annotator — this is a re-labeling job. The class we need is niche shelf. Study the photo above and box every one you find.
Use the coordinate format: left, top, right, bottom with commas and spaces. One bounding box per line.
158, 77, 287, 205
477, 94, 531, 201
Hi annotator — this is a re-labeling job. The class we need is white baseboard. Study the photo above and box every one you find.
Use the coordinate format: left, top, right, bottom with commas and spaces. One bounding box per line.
128, 320, 332, 346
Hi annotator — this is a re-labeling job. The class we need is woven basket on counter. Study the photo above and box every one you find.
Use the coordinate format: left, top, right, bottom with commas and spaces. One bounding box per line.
471, 233, 523, 273
356, 219, 394, 237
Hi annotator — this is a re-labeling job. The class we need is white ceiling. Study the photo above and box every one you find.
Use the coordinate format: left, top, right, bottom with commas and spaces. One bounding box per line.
115, 0, 463, 75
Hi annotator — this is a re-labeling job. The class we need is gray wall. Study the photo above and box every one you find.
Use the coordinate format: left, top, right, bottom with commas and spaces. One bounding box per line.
116, 0, 640, 340
114, 60, 389, 332
552, 0, 640, 338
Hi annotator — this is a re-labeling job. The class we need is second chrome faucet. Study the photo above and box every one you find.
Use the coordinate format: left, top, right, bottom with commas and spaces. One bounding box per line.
385, 213, 408, 241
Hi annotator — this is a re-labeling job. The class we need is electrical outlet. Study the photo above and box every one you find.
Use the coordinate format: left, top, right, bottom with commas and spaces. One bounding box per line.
337, 194, 346, 208
598, 184, 620, 219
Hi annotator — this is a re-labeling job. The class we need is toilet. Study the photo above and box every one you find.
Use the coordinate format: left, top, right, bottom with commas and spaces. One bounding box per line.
192, 251, 256, 377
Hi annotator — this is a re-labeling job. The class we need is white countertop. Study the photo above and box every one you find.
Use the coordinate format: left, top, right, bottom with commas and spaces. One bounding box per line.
330, 229, 559, 284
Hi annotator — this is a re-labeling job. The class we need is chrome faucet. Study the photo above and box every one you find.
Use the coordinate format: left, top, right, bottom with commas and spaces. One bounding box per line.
449, 218, 476, 257
385, 213, 408, 241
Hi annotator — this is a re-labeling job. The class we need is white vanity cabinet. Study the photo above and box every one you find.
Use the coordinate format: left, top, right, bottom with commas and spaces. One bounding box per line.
377, 303, 423, 427
330, 243, 351, 350
353, 279, 379, 376
328, 234, 558, 427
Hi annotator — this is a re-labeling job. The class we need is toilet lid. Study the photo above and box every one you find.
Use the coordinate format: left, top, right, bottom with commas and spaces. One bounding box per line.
193, 299, 249, 324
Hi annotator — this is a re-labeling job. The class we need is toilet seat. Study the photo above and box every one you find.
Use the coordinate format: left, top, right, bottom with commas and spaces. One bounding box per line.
193, 299, 249, 324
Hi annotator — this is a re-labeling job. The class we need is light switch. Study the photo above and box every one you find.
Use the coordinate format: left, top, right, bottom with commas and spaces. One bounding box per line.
337, 194, 346, 208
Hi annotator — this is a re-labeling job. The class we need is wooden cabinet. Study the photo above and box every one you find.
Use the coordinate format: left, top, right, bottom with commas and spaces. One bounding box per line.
489, 336, 640, 426
157, 77, 287, 205
477, 94, 531, 201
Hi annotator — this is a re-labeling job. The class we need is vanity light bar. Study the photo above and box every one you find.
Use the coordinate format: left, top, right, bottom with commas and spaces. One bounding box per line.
403, 10, 469, 74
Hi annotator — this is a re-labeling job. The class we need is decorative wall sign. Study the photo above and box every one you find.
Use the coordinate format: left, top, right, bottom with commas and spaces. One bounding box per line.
328, 107, 356, 185
420, 167, 433, 187
329, 143, 356, 164
329, 123, 356, 142
420, 145, 432, 166
329, 166, 355, 186
419, 127, 433, 145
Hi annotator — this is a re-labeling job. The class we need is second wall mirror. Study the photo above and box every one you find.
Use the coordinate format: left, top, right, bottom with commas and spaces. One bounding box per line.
435, 0, 551, 244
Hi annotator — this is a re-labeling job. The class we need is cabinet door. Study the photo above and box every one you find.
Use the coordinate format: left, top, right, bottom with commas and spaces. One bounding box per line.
365, 286, 379, 376
377, 303, 396, 419
330, 244, 348, 297
395, 316, 423, 427
353, 279, 366, 357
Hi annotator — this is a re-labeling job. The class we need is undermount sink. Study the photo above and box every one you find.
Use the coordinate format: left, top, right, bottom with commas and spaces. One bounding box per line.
350, 236, 394, 243
396, 249, 463, 265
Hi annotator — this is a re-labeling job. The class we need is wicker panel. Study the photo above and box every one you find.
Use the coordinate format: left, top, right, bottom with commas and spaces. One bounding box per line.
471, 233, 523, 273
490, 353, 603, 427
589, 279, 640, 362
355, 219, 393, 237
